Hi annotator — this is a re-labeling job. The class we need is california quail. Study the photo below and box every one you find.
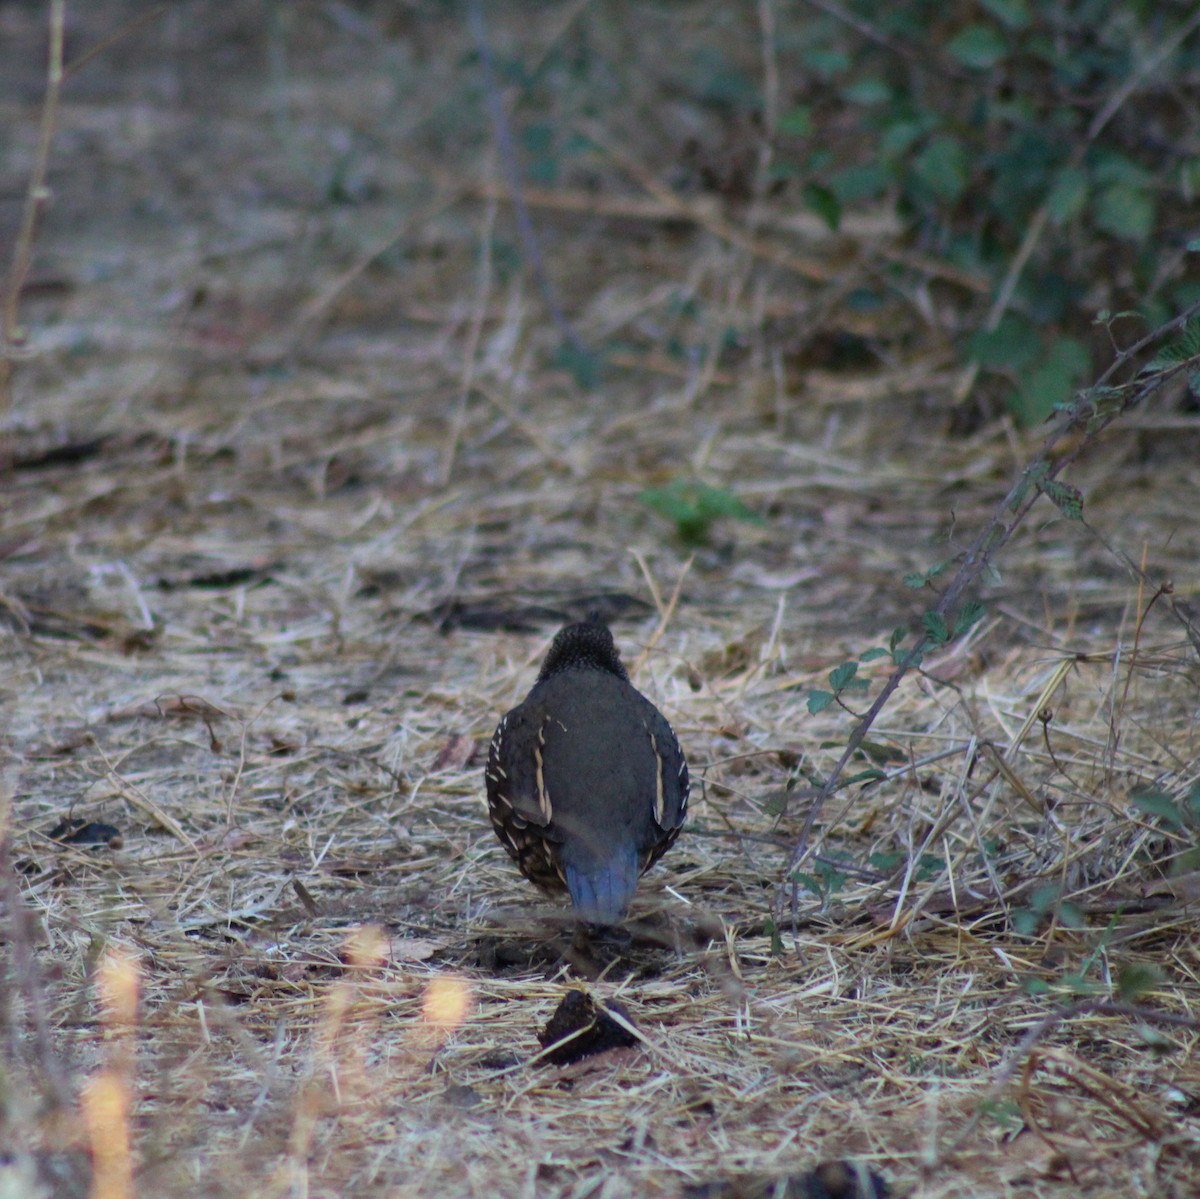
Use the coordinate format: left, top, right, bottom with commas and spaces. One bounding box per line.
485, 617, 688, 924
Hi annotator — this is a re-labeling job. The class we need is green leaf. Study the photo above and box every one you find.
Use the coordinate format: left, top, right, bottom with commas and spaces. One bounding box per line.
828, 661, 859, 691
879, 119, 927, 160
860, 740, 906, 765
922, 611, 950, 644
807, 690, 835, 715
1012, 908, 1039, 936
830, 163, 890, 202
843, 768, 886, 787
904, 559, 952, 589
1144, 318, 1200, 372
552, 341, 602, 391
946, 24, 1009, 70
763, 915, 785, 956
1046, 166, 1089, 225
1117, 964, 1162, 1001
1014, 337, 1090, 426
843, 77, 891, 105
980, 0, 1029, 28
954, 600, 986, 636
761, 791, 790, 816
1060, 972, 1101, 995
916, 853, 946, 880
976, 1097, 1022, 1129
521, 122, 559, 186
914, 134, 968, 204
691, 52, 761, 111
889, 629, 915, 666
794, 862, 848, 898
859, 647, 890, 663
1040, 476, 1084, 520
1028, 883, 1060, 916
968, 314, 1041, 372
1136, 1024, 1175, 1053
802, 181, 841, 231
1172, 847, 1200, 876
1091, 151, 1153, 188
778, 105, 812, 137
1185, 779, 1200, 821
1009, 474, 1033, 511
1130, 787, 1185, 830
1094, 182, 1156, 242
802, 47, 851, 79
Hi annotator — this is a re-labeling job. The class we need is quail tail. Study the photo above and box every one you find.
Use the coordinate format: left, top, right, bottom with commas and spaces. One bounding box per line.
564, 845, 640, 925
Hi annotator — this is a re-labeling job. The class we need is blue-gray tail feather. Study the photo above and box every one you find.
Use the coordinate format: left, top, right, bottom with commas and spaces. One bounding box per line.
565, 847, 639, 925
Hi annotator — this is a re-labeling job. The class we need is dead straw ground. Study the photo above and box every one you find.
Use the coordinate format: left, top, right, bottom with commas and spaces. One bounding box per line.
3, 4, 1200, 1197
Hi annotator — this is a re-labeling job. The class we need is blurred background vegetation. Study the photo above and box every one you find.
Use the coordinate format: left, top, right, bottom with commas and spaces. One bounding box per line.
419, 0, 1200, 426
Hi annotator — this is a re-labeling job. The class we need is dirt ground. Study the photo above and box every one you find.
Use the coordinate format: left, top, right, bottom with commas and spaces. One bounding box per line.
3, 3, 1200, 1197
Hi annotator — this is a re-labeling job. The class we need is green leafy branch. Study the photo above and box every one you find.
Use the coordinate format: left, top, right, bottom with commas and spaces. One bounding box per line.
780, 299, 1200, 919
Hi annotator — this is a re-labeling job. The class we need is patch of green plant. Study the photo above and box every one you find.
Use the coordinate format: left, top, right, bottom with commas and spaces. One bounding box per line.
638, 479, 762, 546
1135, 1024, 1177, 1056
762, 914, 786, 956
868, 850, 945, 881
551, 340, 603, 391
1130, 784, 1191, 830
1023, 933, 1166, 1019
859, 739, 906, 766
1142, 315, 1200, 393
976, 1097, 1023, 1130
769, 1, 1200, 426
793, 858, 849, 904
1130, 780, 1200, 874
1116, 963, 1162, 1002
903, 561, 952, 590
806, 659, 870, 715
885, 625, 914, 666
1012, 882, 1084, 936
807, 631, 918, 718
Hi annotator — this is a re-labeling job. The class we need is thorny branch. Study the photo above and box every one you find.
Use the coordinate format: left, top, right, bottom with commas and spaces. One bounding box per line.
780, 297, 1200, 920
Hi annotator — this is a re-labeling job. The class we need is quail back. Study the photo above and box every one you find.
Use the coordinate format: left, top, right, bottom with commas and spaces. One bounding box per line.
485, 618, 688, 924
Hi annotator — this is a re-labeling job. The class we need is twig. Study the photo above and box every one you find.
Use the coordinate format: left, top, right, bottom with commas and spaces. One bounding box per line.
63, 4, 167, 80
1107, 561, 1171, 777
630, 556, 693, 677
0, 0, 66, 464
440, 178, 498, 485
467, 0, 588, 358
88, 735, 199, 852
1, 756, 74, 1109
288, 189, 464, 349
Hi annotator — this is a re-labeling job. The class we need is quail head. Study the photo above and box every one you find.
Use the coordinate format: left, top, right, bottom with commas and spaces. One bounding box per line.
485, 617, 688, 924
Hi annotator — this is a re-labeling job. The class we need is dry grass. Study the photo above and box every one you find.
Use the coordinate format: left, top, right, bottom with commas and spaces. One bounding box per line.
3, 4, 1200, 1197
